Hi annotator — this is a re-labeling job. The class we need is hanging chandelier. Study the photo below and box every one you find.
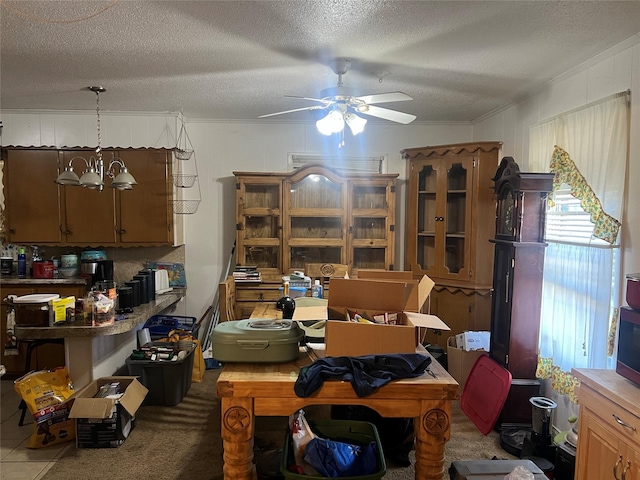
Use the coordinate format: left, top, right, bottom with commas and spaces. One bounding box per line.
55, 86, 137, 191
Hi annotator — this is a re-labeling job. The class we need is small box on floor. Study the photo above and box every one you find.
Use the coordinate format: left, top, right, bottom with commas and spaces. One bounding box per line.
446, 336, 487, 391
68, 377, 148, 448
455, 331, 490, 351
449, 459, 547, 479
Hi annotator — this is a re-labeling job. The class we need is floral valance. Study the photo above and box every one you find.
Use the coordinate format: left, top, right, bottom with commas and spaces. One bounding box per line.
549, 145, 621, 244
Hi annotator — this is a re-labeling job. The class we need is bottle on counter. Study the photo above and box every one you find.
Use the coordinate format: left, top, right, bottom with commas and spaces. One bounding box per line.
276, 281, 296, 319
312, 279, 323, 299
17, 248, 27, 278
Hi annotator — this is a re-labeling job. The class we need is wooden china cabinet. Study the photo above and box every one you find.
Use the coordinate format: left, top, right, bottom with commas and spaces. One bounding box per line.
488, 156, 554, 426
233, 164, 397, 315
234, 164, 397, 274
402, 141, 502, 343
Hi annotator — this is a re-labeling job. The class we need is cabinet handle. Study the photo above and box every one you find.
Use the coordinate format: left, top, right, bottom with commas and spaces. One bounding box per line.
622, 460, 631, 480
612, 414, 637, 432
119, 229, 126, 234
614, 455, 623, 480
258, 293, 264, 302
9, 228, 15, 234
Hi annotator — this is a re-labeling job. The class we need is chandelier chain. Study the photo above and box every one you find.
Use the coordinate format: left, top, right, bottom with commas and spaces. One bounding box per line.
95, 89, 102, 163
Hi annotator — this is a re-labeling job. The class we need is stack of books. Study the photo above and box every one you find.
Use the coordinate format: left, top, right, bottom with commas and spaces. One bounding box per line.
233, 266, 262, 283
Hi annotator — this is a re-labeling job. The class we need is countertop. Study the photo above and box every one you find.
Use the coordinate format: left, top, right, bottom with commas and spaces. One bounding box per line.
1, 276, 88, 286
14, 291, 184, 339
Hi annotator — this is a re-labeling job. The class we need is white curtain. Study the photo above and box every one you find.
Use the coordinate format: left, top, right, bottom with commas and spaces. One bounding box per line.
529, 94, 628, 374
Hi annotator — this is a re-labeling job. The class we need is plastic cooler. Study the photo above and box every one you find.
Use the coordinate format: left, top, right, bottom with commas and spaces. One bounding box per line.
281, 419, 386, 480
125, 346, 194, 406
143, 315, 198, 340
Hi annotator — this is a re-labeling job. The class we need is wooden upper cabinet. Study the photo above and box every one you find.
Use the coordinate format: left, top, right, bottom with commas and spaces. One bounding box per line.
61, 149, 117, 245
2, 147, 176, 247
403, 142, 502, 288
234, 164, 398, 274
117, 149, 173, 245
2, 148, 63, 244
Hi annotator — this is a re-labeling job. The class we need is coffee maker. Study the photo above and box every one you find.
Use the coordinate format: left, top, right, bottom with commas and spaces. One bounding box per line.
91, 260, 114, 286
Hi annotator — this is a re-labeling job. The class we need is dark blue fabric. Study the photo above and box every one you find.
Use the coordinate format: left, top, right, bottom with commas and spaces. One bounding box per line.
294, 353, 432, 398
303, 437, 378, 477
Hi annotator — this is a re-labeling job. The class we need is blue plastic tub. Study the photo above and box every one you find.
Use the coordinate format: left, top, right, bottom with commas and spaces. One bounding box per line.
144, 315, 198, 340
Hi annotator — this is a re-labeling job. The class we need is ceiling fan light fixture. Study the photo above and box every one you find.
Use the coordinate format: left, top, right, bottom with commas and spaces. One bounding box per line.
345, 113, 367, 135
316, 109, 345, 136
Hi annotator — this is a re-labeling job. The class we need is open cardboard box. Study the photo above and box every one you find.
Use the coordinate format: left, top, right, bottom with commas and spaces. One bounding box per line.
356, 270, 435, 312
68, 376, 148, 448
324, 277, 449, 357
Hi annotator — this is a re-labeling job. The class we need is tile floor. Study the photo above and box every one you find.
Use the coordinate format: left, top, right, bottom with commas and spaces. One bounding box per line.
1, 379, 71, 480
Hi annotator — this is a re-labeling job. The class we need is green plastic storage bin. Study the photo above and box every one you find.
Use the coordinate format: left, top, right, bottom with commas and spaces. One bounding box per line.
281, 419, 386, 480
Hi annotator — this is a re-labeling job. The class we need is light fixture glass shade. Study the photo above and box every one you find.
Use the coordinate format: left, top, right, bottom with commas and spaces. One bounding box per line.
345, 113, 367, 135
110, 167, 137, 188
79, 168, 104, 188
55, 168, 81, 185
316, 109, 345, 136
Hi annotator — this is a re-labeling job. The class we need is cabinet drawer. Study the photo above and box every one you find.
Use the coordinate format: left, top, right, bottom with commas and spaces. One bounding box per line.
578, 383, 640, 449
236, 288, 281, 302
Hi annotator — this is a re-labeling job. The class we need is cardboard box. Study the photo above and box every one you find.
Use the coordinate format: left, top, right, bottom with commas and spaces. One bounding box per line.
324, 278, 449, 357
356, 270, 435, 312
68, 376, 148, 448
447, 336, 488, 390
455, 331, 491, 351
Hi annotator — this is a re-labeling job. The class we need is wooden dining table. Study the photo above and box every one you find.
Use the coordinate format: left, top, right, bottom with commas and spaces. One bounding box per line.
215, 303, 459, 480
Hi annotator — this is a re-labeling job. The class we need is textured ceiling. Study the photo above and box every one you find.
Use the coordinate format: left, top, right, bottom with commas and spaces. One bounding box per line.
1, 0, 639, 123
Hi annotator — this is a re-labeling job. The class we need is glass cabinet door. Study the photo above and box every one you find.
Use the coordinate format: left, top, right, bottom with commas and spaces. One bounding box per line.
235, 176, 282, 270
349, 180, 396, 271
284, 170, 347, 272
409, 156, 473, 280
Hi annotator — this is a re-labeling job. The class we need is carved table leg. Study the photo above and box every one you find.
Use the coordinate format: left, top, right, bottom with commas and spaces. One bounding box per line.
221, 397, 256, 480
414, 400, 452, 480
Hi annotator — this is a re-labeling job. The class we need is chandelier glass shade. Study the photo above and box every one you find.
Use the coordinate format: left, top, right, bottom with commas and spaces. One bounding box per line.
55, 86, 136, 190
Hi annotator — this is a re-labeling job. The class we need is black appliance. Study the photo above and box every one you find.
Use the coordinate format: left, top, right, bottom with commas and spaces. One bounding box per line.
137, 269, 155, 301
616, 306, 640, 386
91, 260, 114, 286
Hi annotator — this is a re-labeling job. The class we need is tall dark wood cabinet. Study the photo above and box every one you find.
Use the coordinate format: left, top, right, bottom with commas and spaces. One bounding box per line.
489, 157, 554, 427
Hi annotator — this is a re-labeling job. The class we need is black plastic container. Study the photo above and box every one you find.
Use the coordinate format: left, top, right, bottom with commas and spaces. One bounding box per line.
137, 269, 155, 301
117, 286, 134, 313
133, 275, 149, 304
125, 280, 141, 307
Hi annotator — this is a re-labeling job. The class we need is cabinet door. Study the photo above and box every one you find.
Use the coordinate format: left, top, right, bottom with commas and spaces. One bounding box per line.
489, 242, 514, 369
235, 175, 282, 270
61, 150, 117, 245
283, 168, 347, 272
348, 179, 395, 271
407, 156, 474, 281
117, 149, 173, 244
3, 149, 62, 244
577, 409, 626, 480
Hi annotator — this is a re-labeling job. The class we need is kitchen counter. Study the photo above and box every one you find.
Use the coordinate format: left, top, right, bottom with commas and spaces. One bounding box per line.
14, 290, 185, 389
14, 291, 184, 339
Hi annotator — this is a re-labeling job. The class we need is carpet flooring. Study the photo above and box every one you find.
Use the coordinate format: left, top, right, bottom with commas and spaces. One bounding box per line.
42, 368, 515, 480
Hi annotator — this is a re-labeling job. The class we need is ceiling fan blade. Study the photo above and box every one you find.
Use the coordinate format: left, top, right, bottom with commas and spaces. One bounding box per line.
258, 105, 326, 118
357, 105, 417, 124
285, 95, 333, 105
356, 92, 413, 105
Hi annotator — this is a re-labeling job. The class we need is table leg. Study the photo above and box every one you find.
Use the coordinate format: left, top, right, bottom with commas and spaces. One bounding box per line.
414, 400, 452, 480
221, 397, 257, 480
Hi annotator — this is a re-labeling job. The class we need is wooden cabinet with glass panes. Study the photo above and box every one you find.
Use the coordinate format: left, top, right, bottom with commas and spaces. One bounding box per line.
402, 142, 502, 344
233, 164, 397, 311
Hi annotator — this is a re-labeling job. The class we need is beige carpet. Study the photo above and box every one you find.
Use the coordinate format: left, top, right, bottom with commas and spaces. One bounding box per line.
42, 368, 515, 480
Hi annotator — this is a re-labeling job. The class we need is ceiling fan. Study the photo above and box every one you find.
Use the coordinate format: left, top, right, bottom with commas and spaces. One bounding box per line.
259, 58, 416, 135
